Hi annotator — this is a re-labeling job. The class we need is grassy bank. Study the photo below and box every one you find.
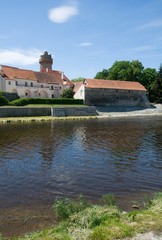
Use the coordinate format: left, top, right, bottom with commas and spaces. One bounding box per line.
0, 116, 97, 124
1, 193, 162, 240
0, 104, 87, 108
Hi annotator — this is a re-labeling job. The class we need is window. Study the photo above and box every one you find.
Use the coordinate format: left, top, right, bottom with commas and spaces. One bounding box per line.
128, 90, 130, 93
52, 94, 54, 98
60, 86, 62, 90
31, 82, 33, 87
15, 81, 18, 86
41, 85, 43, 88
25, 82, 28, 87
51, 86, 54, 90
8, 81, 11, 85
25, 92, 28, 96
116, 89, 118, 93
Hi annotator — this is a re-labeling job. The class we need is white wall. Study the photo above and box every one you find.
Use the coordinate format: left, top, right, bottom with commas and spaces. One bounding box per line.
74, 84, 85, 100
4, 78, 70, 98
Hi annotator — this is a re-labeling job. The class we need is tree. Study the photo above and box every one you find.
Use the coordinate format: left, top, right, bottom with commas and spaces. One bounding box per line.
150, 64, 162, 103
94, 60, 144, 82
95, 69, 109, 79
71, 77, 84, 82
130, 60, 144, 82
108, 61, 132, 80
61, 88, 73, 98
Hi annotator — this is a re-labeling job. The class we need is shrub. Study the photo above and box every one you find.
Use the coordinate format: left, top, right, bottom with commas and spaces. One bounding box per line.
101, 194, 116, 206
0, 95, 9, 106
53, 195, 90, 220
10, 98, 84, 106
61, 88, 73, 98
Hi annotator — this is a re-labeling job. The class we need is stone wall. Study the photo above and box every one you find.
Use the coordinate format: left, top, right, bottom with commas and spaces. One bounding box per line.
51, 106, 97, 117
0, 107, 97, 118
85, 88, 150, 108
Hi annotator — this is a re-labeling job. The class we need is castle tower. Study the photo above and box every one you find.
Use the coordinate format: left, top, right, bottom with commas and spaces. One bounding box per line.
39, 51, 53, 72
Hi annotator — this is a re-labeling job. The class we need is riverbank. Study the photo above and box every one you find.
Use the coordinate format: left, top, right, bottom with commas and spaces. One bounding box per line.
96, 103, 162, 118
0, 104, 162, 123
1, 193, 162, 240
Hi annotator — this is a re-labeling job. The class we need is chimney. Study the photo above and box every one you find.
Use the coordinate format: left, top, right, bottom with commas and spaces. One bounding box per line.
39, 51, 53, 72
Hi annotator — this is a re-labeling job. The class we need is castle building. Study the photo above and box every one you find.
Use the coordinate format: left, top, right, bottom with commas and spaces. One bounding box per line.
0, 51, 72, 99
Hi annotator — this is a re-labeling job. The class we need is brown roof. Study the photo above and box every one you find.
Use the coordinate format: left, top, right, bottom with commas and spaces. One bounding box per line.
1, 65, 72, 85
85, 79, 146, 91
73, 81, 83, 93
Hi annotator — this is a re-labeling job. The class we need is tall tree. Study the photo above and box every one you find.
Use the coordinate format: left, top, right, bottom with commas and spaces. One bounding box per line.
94, 60, 144, 82
95, 69, 109, 79
151, 64, 162, 103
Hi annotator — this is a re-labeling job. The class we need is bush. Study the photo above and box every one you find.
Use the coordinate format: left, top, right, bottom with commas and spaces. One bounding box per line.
10, 98, 84, 106
53, 195, 90, 220
0, 95, 9, 106
101, 194, 116, 206
61, 88, 73, 98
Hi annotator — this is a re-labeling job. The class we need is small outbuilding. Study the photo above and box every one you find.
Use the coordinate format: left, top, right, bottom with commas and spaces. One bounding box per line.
73, 78, 150, 108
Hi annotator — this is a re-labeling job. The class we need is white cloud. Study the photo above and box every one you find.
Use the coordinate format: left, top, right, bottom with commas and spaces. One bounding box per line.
0, 48, 42, 66
137, 19, 162, 30
48, 4, 78, 23
75, 42, 93, 47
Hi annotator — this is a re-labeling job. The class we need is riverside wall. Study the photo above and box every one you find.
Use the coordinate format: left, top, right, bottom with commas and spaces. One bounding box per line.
0, 107, 97, 118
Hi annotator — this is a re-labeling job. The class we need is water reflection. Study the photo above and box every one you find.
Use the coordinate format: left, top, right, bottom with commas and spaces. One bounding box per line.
0, 117, 162, 208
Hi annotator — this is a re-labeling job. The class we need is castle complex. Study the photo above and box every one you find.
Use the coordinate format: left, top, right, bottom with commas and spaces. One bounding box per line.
0, 51, 72, 99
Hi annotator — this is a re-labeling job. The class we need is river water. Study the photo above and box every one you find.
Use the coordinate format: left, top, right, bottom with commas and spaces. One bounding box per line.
0, 117, 162, 210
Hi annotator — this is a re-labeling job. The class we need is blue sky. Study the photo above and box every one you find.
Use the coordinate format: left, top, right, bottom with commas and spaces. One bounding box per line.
0, 0, 162, 79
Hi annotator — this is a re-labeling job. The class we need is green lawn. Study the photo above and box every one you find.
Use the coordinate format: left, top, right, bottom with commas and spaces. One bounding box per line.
0, 104, 87, 108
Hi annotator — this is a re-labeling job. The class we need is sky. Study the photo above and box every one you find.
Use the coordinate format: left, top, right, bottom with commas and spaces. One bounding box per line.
0, 0, 162, 79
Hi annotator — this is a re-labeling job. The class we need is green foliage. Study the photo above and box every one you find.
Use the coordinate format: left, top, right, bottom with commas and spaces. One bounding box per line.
95, 69, 109, 79
89, 221, 134, 240
71, 77, 84, 82
101, 194, 116, 206
61, 88, 73, 98
53, 195, 90, 220
10, 98, 83, 106
0, 95, 9, 106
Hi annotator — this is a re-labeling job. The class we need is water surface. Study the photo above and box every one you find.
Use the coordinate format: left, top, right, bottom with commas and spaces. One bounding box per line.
0, 117, 162, 209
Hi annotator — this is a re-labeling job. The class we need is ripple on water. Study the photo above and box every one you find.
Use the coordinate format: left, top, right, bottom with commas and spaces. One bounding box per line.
0, 117, 162, 207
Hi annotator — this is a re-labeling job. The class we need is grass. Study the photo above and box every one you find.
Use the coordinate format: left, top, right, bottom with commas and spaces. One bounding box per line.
0, 104, 87, 108
0, 115, 97, 124
2, 193, 162, 240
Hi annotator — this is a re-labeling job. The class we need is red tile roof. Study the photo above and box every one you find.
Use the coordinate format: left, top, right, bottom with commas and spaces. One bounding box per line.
1, 65, 72, 86
73, 81, 83, 93
85, 79, 146, 91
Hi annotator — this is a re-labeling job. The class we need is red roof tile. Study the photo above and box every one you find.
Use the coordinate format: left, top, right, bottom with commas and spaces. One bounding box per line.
1, 65, 72, 86
73, 81, 83, 93
85, 79, 146, 91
